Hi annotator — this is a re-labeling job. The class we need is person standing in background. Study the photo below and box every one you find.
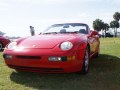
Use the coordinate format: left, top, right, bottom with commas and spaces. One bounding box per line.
30, 26, 35, 36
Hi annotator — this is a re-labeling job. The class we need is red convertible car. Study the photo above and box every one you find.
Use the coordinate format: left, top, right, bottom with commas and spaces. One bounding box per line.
0, 35, 10, 51
3, 23, 100, 74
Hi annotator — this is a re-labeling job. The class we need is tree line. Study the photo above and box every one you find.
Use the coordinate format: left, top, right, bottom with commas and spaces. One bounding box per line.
93, 12, 120, 37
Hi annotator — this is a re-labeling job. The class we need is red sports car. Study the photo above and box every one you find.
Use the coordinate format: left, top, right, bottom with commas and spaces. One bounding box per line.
0, 35, 10, 51
3, 23, 100, 74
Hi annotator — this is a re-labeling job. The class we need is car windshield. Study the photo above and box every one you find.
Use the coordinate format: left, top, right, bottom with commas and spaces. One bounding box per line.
42, 23, 88, 34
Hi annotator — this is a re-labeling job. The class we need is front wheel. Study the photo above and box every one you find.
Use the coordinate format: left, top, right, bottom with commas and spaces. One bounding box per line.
81, 47, 90, 74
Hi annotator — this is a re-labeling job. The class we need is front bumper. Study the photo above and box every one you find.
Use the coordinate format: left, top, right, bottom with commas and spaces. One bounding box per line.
3, 48, 85, 73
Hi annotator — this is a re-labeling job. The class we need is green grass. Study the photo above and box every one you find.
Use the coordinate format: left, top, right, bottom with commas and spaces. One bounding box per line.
0, 38, 120, 90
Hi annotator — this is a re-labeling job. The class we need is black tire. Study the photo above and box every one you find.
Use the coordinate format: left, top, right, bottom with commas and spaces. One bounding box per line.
81, 47, 90, 74
0, 42, 3, 51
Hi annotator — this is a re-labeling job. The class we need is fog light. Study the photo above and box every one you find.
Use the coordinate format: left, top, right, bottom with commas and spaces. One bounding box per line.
49, 57, 62, 62
48, 56, 67, 62
3, 54, 12, 59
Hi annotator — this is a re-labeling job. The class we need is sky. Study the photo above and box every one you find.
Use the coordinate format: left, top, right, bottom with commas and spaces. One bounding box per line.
0, 0, 120, 37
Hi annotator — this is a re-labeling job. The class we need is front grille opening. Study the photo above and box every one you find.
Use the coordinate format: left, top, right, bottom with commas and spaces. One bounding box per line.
16, 55, 41, 59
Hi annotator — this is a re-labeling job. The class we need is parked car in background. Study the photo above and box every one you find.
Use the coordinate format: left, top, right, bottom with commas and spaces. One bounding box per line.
105, 33, 113, 37
98, 32, 114, 38
3, 23, 100, 74
0, 35, 10, 51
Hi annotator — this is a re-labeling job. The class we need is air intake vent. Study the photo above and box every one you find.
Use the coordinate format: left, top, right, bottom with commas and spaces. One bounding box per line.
16, 55, 41, 59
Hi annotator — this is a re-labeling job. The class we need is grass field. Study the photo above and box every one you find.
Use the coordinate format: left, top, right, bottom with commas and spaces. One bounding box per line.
0, 38, 120, 90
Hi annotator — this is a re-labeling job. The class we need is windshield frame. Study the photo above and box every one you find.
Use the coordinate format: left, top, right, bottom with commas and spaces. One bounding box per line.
42, 23, 90, 34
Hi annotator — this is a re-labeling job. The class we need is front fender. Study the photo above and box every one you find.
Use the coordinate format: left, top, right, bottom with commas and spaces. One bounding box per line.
75, 40, 88, 61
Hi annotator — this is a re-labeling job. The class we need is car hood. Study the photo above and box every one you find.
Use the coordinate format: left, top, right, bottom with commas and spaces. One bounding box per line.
17, 34, 85, 49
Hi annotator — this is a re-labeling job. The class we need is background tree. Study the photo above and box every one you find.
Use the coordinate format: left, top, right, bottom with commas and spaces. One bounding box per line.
102, 23, 109, 38
113, 12, 120, 21
93, 19, 104, 32
110, 20, 119, 37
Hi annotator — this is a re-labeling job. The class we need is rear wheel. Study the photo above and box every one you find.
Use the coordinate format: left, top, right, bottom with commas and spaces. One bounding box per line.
81, 47, 90, 74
